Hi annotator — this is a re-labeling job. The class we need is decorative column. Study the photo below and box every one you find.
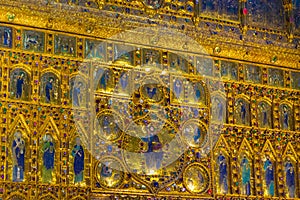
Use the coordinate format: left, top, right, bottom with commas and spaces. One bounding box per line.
240, 0, 248, 35
283, 0, 294, 42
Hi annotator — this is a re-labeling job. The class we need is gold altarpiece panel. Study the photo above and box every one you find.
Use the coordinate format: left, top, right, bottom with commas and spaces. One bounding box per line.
0, 0, 299, 199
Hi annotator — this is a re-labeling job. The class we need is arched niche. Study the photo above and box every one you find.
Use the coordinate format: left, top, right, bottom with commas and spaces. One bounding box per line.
234, 96, 250, 126
257, 99, 272, 128
279, 102, 293, 131
7, 115, 30, 183
213, 135, 231, 195
9, 65, 31, 101
38, 117, 60, 184
39, 70, 61, 104
211, 92, 226, 123
69, 73, 88, 107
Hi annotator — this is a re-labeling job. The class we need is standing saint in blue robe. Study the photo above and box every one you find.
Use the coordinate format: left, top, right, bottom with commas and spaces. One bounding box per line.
282, 106, 289, 129
174, 79, 182, 99
285, 159, 295, 198
141, 127, 163, 172
102, 116, 111, 136
100, 70, 109, 91
42, 135, 55, 183
264, 157, 275, 196
3, 30, 10, 46
241, 156, 251, 195
240, 101, 247, 124
45, 78, 53, 103
120, 72, 128, 91
261, 104, 268, 126
12, 132, 25, 182
194, 84, 201, 102
16, 73, 25, 99
193, 126, 201, 144
217, 99, 224, 122
72, 82, 82, 106
71, 138, 84, 183
218, 152, 228, 194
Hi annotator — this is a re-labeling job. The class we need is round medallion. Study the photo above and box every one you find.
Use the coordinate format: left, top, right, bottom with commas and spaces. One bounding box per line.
181, 120, 208, 148
140, 84, 164, 103
96, 157, 125, 189
183, 164, 210, 194
96, 111, 123, 141
142, 0, 164, 9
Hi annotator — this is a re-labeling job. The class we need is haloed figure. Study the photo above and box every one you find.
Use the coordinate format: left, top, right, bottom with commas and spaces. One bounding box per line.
45, 78, 53, 103
264, 156, 275, 196
285, 158, 295, 198
239, 101, 247, 124
241, 156, 251, 195
72, 137, 84, 183
73, 82, 83, 106
12, 131, 25, 182
218, 152, 228, 194
282, 106, 289, 129
42, 135, 55, 183
141, 126, 163, 173
16, 73, 25, 99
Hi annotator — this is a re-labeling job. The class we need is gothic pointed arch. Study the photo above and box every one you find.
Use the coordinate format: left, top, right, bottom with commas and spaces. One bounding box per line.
8, 114, 31, 182
237, 138, 254, 195
213, 135, 231, 194
6, 193, 27, 200
282, 142, 298, 198
9, 114, 31, 136
38, 117, 60, 184
39, 193, 57, 200
261, 140, 277, 197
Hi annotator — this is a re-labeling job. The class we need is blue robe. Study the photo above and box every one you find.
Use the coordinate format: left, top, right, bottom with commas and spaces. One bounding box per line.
218, 154, 228, 193
142, 135, 163, 170
217, 102, 223, 121
72, 86, 80, 106
16, 77, 24, 99
102, 117, 111, 135
264, 159, 274, 196
241, 103, 246, 123
241, 157, 251, 195
283, 111, 289, 129
100, 72, 109, 90
146, 87, 157, 99
43, 141, 55, 170
120, 74, 128, 90
12, 139, 25, 182
193, 127, 201, 144
3, 30, 9, 46
72, 145, 84, 183
262, 110, 268, 125
194, 85, 201, 101
101, 165, 112, 177
285, 162, 295, 197
45, 82, 53, 103
174, 80, 182, 98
